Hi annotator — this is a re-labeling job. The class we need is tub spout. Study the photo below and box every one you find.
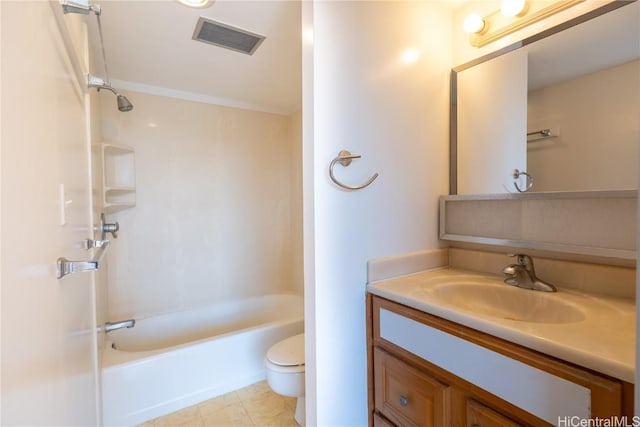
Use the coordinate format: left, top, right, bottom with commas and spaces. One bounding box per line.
105, 319, 135, 333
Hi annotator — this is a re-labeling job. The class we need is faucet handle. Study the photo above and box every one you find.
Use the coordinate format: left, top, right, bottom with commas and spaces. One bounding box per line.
100, 213, 119, 240
502, 265, 518, 276
507, 253, 532, 266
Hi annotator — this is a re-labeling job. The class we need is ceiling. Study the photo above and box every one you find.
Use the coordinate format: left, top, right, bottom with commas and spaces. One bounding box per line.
89, 0, 302, 115
90, 0, 636, 114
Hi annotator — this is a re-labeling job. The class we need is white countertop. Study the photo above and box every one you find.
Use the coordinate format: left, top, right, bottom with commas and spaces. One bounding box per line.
367, 267, 635, 383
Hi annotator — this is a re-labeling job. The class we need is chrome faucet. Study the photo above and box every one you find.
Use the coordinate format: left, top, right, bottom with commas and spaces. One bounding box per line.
502, 254, 556, 292
104, 319, 135, 333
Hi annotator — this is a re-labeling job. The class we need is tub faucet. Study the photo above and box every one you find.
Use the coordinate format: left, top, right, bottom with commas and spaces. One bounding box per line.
104, 319, 135, 333
502, 254, 556, 292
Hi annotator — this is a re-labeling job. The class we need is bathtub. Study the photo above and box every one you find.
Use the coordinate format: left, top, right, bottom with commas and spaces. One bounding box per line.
101, 293, 304, 426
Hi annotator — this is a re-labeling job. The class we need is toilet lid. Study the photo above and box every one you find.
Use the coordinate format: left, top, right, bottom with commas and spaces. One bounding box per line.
266, 333, 305, 367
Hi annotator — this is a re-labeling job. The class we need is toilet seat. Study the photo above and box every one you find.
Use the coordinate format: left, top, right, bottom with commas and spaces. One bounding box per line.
266, 333, 305, 367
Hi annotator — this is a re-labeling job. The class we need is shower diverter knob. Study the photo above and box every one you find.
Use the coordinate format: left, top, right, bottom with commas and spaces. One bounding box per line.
100, 213, 119, 240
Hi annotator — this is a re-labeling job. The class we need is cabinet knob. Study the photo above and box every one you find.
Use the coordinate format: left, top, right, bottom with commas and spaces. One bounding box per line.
399, 396, 409, 407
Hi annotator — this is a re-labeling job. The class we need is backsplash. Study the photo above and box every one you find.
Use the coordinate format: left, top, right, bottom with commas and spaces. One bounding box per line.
450, 248, 635, 300
367, 248, 449, 282
368, 247, 635, 300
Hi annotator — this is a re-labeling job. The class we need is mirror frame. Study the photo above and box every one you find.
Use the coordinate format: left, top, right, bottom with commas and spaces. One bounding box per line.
439, 189, 637, 262
449, 1, 634, 195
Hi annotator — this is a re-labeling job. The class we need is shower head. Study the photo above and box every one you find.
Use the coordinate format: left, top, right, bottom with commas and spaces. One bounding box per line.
87, 75, 134, 112
116, 94, 134, 112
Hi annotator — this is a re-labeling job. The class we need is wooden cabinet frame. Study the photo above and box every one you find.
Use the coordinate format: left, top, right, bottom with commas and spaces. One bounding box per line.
367, 294, 633, 426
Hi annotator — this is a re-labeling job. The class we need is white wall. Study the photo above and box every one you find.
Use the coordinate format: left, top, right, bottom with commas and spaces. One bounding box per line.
1, 2, 98, 425
304, 1, 452, 424
528, 59, 640, 192
290, 110, 304, 295
100, 91, 303, 320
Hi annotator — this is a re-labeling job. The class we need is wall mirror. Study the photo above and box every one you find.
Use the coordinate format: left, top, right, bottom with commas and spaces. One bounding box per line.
451, 1, 640, 195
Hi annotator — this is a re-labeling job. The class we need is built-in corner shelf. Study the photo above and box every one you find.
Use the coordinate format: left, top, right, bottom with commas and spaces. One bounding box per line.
102, 143, 136, 213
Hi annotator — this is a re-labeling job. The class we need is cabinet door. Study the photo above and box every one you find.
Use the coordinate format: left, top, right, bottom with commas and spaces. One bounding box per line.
467, 399, 523, 427
374, 348, 449, 427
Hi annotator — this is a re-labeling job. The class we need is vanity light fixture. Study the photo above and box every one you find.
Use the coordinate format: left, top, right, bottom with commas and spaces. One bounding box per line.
463, 13, 486, 34
463, 1, 526, 35
175, 0, 214, 8
466, 0, 585, 47
500, 0, 528, 18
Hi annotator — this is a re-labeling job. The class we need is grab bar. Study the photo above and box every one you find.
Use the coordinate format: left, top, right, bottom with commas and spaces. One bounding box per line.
57, 239, 110, 279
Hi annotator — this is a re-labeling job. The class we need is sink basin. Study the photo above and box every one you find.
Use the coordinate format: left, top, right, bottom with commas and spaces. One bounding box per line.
417, 282, 585, 324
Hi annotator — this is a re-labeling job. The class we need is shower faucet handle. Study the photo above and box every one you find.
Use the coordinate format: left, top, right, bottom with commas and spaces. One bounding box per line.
100, 213, 119, 240
103, 222, 119, 239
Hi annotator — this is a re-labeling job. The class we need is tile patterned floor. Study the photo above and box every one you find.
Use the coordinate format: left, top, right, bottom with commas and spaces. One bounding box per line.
137, 381, 299, 427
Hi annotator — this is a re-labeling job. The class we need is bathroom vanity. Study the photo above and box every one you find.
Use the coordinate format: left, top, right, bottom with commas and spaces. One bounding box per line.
368, 2, 640, 425
366, 268, 634, 427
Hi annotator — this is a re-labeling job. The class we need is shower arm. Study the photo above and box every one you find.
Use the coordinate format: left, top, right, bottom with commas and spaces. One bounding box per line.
87, 75, 119, 95
62, 1, 133, 112
87, 74, 134, 112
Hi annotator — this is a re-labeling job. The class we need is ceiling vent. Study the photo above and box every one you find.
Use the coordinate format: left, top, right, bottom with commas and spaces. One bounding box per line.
192, 17, 265, 55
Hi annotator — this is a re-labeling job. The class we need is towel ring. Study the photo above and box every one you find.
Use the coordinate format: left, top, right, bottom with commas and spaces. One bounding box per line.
329, 150, 379, 191
512, 169, 533, 193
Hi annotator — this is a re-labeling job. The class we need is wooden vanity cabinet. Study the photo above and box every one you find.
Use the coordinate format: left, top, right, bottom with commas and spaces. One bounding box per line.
367, 294, 633, 427
466, 399, 522, 427
374, 347, 450, 426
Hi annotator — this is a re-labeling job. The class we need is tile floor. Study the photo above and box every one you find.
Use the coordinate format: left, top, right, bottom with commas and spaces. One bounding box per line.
137, 381, 298, 427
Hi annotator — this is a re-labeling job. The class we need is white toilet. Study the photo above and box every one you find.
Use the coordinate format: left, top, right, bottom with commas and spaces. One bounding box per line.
264, 333, 305, 426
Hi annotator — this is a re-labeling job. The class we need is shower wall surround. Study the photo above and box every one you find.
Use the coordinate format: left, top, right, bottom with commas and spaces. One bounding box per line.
528, 59, 640, 192
100, 91, 302, 319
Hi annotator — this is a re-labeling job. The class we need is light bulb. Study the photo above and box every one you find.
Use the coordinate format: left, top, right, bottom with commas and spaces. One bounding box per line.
501, 0, 527, 17
176, 0, 214, 8
463, 14, 485, 34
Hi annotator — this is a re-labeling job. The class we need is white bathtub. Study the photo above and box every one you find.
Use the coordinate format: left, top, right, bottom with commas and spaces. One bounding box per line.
101, 294, 304, 426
